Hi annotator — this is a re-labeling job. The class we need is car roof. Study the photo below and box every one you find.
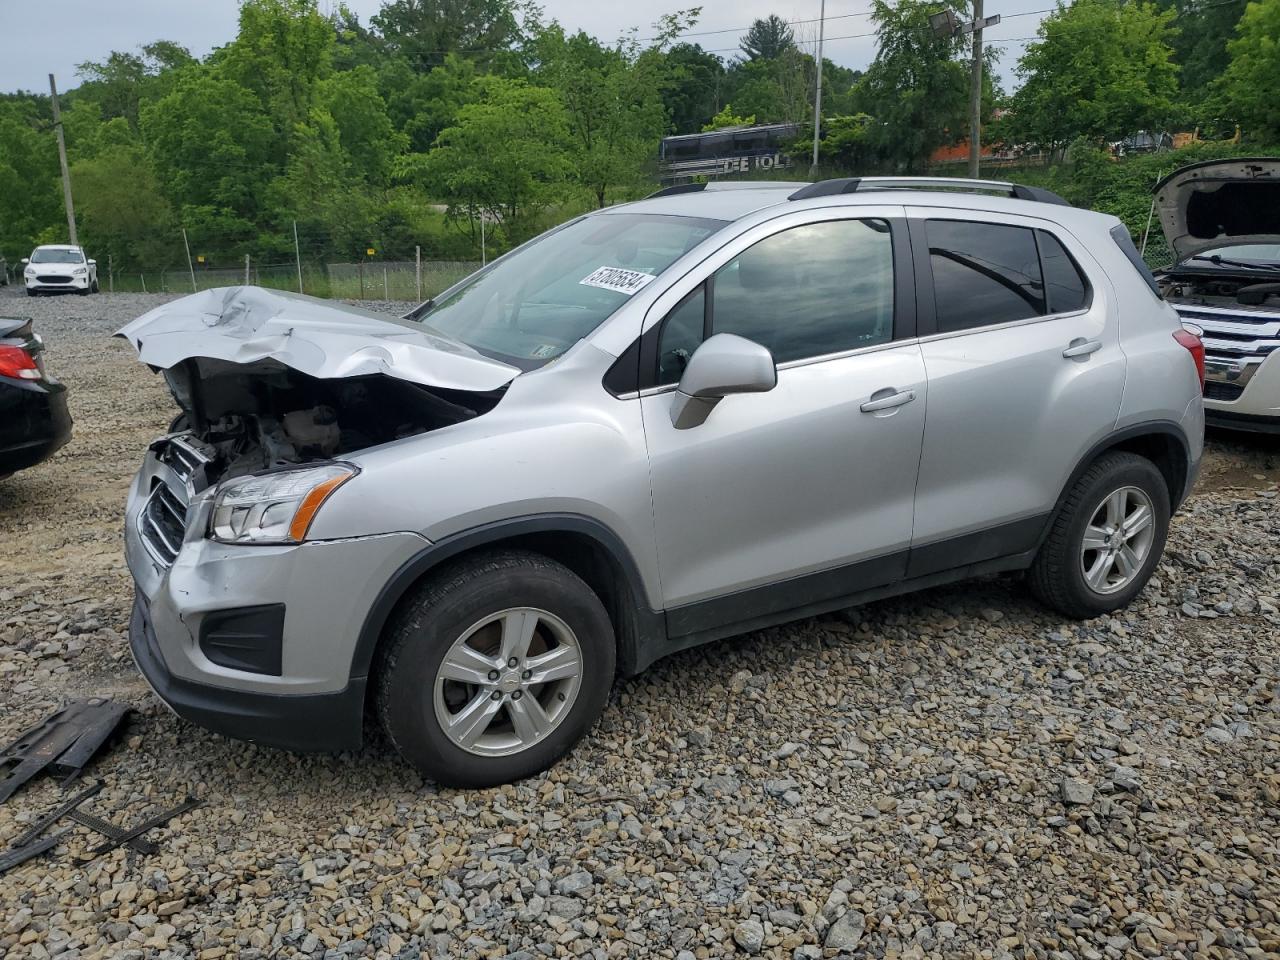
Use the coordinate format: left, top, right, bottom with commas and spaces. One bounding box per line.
33, 244, 82, 251
612, 180, 1108, 232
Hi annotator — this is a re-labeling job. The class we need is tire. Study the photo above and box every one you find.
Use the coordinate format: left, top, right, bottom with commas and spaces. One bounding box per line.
26, 289, 36, 297
1029, 452, 1170, 619
375, 550, 615, 788
91, 277, 99, 293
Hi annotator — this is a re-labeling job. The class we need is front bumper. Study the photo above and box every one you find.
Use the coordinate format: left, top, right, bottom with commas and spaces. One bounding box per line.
129, 590, 367, 752
0, 377, 72, 474
124, 447, 430, 752
25, 275, 89, 292
1203, 348, 1280, 431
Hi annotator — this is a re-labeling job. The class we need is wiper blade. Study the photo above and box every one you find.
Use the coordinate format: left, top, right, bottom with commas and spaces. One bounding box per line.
1188, 254, 1280, 272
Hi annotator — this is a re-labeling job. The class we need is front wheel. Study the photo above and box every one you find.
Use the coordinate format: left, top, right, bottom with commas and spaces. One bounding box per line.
1029, 452, 1170, 619
375, 550, 615, 788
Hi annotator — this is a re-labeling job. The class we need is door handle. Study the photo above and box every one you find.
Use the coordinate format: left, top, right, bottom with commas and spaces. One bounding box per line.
860, 389, 916, 413
1062, 338, 1102, 359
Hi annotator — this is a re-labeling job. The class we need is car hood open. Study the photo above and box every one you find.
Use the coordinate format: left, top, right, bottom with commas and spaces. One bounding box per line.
1154, 158, 1280, 263
116, 285, 520, 392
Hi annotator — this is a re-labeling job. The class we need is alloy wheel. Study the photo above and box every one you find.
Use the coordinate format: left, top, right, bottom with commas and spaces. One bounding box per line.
432, 607, 584, 757
1079, 485, 1156, 595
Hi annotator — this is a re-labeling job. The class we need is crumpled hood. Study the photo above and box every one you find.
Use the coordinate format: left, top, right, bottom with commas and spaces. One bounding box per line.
1154, 158, 1280, 263
116, 285, 520, 392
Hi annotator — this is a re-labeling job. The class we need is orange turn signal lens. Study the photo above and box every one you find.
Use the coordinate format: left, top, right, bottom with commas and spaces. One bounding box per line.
288, 470, 354, 542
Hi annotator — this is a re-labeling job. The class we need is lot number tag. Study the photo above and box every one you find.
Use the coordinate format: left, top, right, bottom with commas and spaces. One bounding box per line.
579, 266, 655, 296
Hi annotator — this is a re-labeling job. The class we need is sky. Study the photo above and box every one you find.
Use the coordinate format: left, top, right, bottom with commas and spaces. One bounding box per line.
0, 0, 1053, 95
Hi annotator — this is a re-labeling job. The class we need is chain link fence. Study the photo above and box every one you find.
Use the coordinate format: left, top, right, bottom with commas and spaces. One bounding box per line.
103, 258, 482, 302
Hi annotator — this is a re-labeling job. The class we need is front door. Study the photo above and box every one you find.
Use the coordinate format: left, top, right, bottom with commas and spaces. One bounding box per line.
638, 211, 927, 639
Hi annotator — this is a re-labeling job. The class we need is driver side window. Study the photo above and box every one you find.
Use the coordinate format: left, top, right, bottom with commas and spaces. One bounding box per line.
654, 218, 895, 385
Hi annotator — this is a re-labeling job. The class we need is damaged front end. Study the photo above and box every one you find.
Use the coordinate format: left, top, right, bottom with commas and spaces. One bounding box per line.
117, 286, 520, 751
119, 286, 516, 561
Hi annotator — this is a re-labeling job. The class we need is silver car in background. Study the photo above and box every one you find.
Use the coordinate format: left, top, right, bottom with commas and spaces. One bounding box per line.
120, 177, 1205, 787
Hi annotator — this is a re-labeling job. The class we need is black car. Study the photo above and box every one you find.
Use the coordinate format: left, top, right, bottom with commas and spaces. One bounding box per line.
0, 316, 71, 479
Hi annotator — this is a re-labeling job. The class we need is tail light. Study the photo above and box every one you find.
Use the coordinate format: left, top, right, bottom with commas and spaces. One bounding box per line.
1174, 324, 1205, 389
0, 345, 41, 381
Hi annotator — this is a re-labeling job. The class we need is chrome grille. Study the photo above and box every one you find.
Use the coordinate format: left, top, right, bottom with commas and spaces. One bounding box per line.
140, 484, 187, 565
1175, 303, 1280, 392
138, 434, 209, 567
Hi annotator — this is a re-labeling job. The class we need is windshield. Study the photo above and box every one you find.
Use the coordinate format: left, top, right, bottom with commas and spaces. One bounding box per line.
1188, 243, 1280, 266
406, 213, 725, 368
31, 248, 84, 264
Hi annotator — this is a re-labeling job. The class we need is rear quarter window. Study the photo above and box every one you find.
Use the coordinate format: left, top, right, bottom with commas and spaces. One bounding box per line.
1108, 224, 1163, 299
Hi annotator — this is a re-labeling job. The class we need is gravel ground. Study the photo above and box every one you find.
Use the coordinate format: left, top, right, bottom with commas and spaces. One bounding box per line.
1, 288, 1278, 960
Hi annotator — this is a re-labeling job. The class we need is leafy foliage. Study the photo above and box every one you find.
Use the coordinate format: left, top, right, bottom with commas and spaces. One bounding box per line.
1218, 0, 1280, 141
1002, 0, 1180, 150
739, 15, 796, 61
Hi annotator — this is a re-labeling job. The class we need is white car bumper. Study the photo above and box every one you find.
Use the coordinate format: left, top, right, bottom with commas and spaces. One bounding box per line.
1204, 350, 1280, 431
25, 274, 89, 291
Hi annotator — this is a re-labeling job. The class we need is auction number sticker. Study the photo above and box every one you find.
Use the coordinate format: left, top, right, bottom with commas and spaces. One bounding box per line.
579, 266, 655, 296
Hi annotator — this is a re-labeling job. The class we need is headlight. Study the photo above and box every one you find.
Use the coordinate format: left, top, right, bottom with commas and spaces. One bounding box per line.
209, 463, 356, 545
24, 268, 35, 276
73, 267, 87, 275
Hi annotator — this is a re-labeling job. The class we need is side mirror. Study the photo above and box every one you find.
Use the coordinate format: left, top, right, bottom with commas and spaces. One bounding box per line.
670, 333, 777, 429
20, 258, 29, 265
88, 259, 96, 266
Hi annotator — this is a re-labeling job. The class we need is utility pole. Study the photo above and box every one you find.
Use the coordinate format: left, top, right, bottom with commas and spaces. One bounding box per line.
968, 0, 983, 178
293, 221, 304, 294
415, 245, 422, 302
181, 228, 197, 292
811, 0, 826, 172
48, 75, 78, 246
244, 253, 251, 285
929, 7, 1000, 179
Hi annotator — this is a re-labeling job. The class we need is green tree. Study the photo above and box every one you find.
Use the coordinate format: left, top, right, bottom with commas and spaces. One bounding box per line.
1218, 0, 1280, 140
371, 0, 522, 72
531, 24, 671, 207
70, 145, 176, 268
662, 43, 725, 134
851, 0, 973, 172
406, 77, 574, 244
1003, 0, 1179, 151
318, 65, 407, 183
0, 103, 62, 259
1157, 0, 1247, 101
702, 104, 755, 131
739, 15, 795, 60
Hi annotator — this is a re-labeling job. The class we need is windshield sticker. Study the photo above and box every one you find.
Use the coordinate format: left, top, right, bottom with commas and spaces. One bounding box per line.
579, 266, 656, 296
530, 344, 559, 358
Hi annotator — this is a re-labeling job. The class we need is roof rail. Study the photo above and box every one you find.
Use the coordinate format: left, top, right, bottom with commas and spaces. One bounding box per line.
788, 176, 1071, 206
645, 181, 802, 200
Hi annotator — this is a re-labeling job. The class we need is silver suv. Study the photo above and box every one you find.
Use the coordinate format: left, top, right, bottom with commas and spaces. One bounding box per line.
121, 177, 1205, 787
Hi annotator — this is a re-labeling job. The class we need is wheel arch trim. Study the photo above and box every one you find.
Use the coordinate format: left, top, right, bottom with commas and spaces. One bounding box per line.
1047, 420, 1194, 540
348, 513, 664, 683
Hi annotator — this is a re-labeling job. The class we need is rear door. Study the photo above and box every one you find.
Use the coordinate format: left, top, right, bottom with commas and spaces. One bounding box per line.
905, 209, 1126, 575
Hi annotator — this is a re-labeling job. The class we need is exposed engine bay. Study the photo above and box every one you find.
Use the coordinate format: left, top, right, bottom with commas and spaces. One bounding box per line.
1158, 273, 1280, 310
161, 356, 502, 486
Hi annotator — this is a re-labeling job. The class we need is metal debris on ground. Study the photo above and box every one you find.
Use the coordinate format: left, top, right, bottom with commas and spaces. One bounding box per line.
0, 781, 201, 875
0, 699, 129, 802
0, 781, 101, 875
76, 795, 202, 862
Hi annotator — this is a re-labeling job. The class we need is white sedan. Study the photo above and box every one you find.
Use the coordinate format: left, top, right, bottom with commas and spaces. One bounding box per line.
23, 245, 99, 296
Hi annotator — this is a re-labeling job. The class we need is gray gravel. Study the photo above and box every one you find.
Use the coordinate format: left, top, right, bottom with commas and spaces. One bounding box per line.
1, 289, 1278, 959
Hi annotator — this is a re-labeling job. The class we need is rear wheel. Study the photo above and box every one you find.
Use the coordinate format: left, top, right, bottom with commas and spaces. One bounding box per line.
376, 550, 615, 787
1029, 452, 1170, 618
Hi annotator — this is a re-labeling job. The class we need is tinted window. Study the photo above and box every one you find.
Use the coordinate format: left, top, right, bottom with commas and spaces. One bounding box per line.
927, 221, 1045, 332
1037, 230, 1089, 313
657, 286, 706, 384
710, 219, 894, 365
1109, 224, 1163, 299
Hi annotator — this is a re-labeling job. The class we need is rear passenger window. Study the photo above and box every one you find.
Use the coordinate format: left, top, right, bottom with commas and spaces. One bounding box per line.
926, 220, 1045, 332
1037, 230, 1090, 313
